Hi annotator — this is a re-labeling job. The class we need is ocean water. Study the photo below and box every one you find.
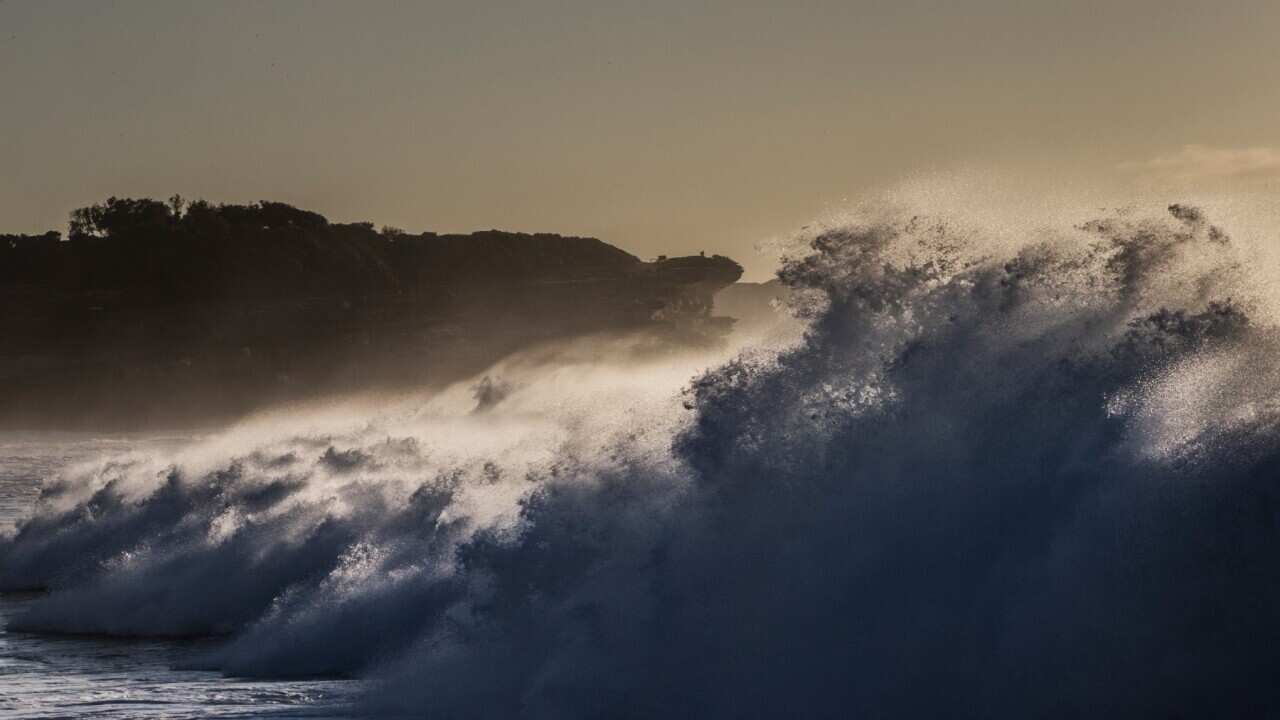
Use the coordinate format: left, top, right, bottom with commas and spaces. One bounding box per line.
0, 438, 358, 719
4, 201, 1280, 717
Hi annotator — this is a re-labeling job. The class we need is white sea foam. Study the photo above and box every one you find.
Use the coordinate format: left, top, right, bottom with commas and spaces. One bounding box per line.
6, 192, 1280, 717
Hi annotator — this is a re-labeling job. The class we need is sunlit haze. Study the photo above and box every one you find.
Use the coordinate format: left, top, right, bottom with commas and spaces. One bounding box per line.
4, 1, 1278, 278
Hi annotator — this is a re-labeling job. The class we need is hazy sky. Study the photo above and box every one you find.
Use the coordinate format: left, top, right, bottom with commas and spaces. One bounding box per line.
3, 1, 1278, 278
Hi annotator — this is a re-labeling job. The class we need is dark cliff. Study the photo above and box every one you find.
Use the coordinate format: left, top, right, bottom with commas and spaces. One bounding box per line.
0, 197, 742, 428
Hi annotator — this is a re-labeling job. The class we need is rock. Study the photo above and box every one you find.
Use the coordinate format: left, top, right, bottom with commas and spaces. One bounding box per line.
0, 199, 742, 429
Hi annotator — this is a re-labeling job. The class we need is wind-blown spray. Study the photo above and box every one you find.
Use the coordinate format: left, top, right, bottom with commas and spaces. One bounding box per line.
4, 202, 1279, 717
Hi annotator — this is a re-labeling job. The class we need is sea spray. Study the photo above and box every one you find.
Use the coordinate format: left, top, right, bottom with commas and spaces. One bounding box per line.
5, 203, 1280, 717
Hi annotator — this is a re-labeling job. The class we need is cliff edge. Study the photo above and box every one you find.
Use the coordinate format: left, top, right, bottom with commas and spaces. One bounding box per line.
0, 197, 742, 428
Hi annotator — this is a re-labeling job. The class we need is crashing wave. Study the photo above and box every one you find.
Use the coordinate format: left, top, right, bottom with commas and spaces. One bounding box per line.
4, 203, 1280, 717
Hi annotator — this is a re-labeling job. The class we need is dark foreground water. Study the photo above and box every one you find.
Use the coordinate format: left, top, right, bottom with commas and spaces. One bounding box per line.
0, 437, 357, 719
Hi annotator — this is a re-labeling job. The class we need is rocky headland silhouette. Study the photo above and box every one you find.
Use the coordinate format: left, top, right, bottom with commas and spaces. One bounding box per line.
0, 197, 743, 428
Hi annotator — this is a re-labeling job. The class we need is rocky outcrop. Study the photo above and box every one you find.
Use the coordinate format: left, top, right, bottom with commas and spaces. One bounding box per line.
0, 198, 742, 428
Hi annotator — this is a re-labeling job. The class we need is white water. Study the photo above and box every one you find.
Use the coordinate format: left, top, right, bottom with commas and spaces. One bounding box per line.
0, 439, 358, 719
6, 196, 1280, 717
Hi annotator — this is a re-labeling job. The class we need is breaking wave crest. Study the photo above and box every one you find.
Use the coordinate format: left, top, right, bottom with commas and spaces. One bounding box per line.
5, 201, 1280, 717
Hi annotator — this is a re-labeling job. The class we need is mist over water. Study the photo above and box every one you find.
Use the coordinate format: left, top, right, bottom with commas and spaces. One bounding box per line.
5, 197, 1280, 717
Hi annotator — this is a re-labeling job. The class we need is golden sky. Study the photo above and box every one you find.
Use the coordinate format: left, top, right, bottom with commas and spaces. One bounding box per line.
2, 1, 1278, 279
